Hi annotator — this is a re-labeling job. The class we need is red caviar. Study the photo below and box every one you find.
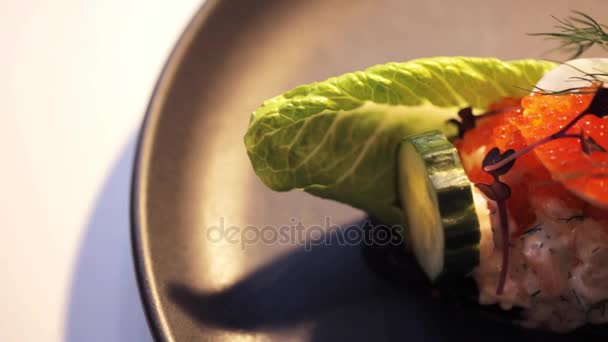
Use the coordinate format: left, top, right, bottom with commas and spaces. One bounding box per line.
455, 91, 608, 232
516, 90, 608, 208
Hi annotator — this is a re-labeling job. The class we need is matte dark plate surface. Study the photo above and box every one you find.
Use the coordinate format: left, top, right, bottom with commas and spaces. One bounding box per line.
131, 1, 608, 341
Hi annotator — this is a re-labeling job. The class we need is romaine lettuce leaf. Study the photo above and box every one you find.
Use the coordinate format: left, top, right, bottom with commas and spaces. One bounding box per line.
244, 57, 556, 225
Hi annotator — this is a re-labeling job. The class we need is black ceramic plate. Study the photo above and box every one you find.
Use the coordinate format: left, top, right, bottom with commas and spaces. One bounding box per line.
131, 1, 608, 341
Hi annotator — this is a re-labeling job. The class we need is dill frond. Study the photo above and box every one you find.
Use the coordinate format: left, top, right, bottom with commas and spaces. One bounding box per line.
529, 11, 608, 58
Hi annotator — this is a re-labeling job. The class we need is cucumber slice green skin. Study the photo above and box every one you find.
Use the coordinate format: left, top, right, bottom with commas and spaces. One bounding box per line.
398, 130, 481, 282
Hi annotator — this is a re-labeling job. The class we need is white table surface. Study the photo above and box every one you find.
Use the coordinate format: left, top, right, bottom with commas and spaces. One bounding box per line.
0, 1, 203, 340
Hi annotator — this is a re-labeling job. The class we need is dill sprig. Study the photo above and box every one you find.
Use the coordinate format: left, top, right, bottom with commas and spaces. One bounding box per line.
530, 85, 598, 96
514, 63, 608, 96
529, 11, 608, 59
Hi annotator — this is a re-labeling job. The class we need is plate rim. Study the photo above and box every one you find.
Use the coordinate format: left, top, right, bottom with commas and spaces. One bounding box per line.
129, 1, 221, 341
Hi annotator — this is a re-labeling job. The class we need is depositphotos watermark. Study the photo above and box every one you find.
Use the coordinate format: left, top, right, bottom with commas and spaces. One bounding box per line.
206, 217, 405, 251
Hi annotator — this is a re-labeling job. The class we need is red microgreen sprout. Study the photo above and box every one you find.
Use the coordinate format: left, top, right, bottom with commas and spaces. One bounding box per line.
475, 148, 514, 295
447, 106, 523, 138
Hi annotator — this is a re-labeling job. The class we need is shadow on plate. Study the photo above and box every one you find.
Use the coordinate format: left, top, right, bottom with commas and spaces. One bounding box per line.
167, 220, 585, 342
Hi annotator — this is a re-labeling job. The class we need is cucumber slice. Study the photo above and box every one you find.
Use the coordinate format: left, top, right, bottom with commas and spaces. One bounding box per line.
398, 130, 481, 282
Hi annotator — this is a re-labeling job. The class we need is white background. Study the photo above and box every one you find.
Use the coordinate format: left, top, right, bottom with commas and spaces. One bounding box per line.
0, 0, 203, 340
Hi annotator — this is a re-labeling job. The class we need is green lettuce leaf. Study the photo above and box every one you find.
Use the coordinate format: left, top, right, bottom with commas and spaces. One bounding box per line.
244, 57, 556, 225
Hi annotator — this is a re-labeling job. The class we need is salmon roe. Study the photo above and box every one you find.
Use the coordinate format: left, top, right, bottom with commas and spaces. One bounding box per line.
455, 91, 608, 231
